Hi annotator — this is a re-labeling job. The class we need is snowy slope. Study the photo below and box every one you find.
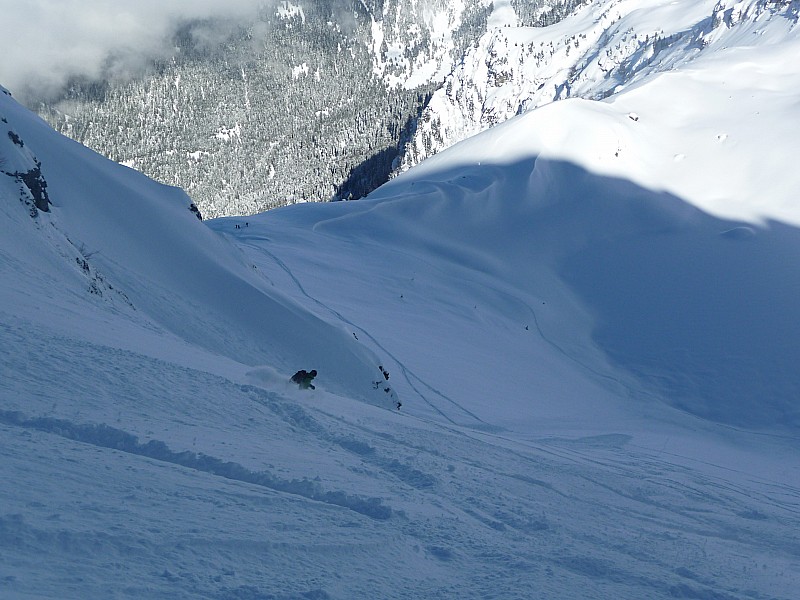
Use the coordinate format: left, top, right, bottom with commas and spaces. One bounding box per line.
231, 103, 800, 439
0, 86, 395, 407
3, 4, 800, 598
403, 0, 800, 179
217, 112, 800, 594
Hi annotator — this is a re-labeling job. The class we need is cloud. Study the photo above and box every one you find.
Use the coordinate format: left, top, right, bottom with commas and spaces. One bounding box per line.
0, 0, 265, 103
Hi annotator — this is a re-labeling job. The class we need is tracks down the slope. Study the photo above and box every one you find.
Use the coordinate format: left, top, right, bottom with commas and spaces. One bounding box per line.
240, 235, 491, 428
0, 409, 393, 521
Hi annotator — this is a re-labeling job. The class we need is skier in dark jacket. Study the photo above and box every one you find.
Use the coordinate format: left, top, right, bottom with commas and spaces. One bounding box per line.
291, 369, 317, 390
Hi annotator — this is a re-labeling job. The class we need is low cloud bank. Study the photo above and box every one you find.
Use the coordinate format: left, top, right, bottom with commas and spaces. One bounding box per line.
0, 0, 265, 102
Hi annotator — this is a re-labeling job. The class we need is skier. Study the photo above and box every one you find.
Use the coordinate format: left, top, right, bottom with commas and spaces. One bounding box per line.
291, 369, 317, 390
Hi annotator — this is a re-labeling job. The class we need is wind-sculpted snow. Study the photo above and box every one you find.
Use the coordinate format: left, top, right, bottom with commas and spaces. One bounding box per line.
249, 152, 800, 434
0, 410, 393, 521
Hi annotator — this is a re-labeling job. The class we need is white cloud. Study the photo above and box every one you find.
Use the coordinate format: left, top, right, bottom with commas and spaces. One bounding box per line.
0, 0, 265, 102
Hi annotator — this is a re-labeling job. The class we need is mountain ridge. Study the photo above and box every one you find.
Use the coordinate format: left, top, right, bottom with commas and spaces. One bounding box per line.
23, 0, 590, 217
401, 0, 800, 173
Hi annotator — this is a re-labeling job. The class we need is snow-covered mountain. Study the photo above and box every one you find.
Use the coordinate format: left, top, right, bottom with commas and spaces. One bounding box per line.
401, 0, 800, 169
24, 0, 588, 217
26, 0, 799, 218
26, 0, 492, 217
2, 0, 800, 598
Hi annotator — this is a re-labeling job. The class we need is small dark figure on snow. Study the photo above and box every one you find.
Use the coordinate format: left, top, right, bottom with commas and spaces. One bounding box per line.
291, 369, 317, 390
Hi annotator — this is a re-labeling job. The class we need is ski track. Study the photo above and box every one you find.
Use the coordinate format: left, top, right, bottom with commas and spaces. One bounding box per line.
215, 227, 800, 597
238, 234, 490, 429
2, 310, 800, 598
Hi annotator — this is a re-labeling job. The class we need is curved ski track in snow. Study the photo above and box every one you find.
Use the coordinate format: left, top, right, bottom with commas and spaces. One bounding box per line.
236, 232, 491, 429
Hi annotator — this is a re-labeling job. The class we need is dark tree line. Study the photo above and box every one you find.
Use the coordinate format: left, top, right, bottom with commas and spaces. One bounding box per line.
512, 0, 591, 27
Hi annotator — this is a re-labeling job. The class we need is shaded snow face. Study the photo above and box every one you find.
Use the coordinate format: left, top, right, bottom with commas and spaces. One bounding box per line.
553, 165, 800, 431
247, 149, 800, 437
